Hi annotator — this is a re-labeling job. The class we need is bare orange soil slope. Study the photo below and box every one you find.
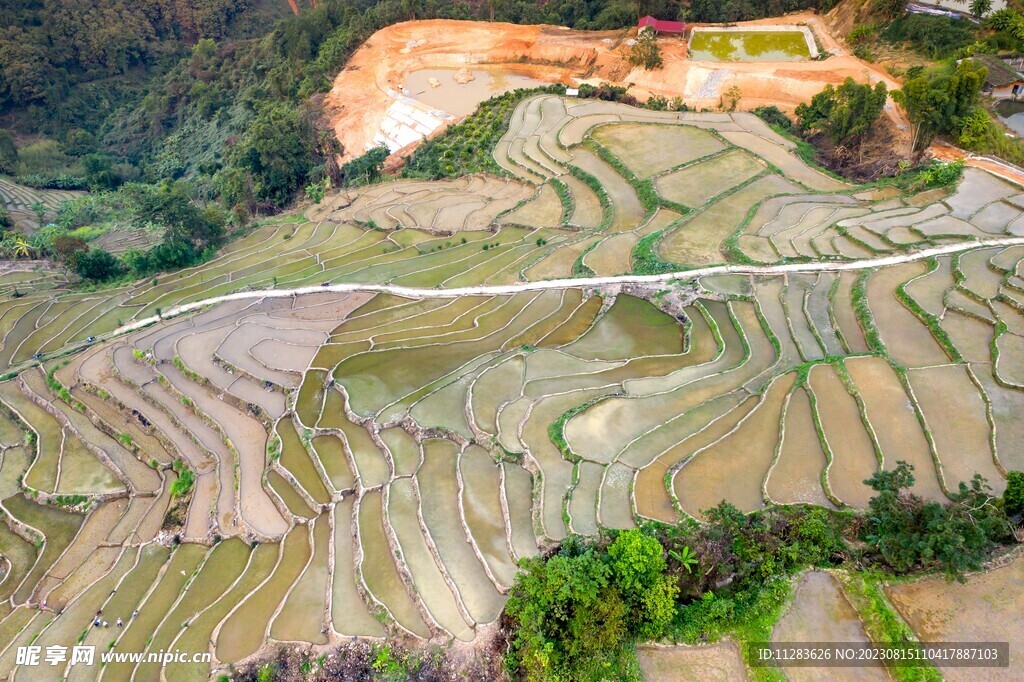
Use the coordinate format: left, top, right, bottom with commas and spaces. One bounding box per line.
325, 15, 900, 162
324, 20, 614, 160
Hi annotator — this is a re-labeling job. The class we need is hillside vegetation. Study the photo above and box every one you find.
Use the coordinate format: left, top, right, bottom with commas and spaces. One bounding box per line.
2, 0, 833, 209
829, 0, 1024, 165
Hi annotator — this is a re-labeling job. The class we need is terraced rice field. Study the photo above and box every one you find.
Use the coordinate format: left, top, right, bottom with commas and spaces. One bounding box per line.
0, 95, 1023, 676
4, 95, 1019, 370
886, 558, 1024, 681
637, 642, 747, 681
0, 176, 83, 231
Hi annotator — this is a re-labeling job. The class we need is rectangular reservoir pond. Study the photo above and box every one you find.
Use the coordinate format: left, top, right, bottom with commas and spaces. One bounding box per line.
689, 27, 815, 62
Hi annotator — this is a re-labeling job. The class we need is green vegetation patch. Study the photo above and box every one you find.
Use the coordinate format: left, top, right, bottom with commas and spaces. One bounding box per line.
403, 85, 565, 179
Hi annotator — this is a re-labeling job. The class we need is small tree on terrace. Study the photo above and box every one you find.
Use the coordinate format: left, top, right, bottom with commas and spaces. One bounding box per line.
861, 461, 1010, 580
1004, 471, 1024, 520
971, 0, 993, 19
721, 85, 742, 112
629, 30, 664, 70
795, 77, 888, 149
74, 249, 124, 282
137, 181, 225, 251
52, 235, 87, 270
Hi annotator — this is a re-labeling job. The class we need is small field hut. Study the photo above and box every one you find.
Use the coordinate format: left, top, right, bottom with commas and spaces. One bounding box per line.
970, 54, 1024, 99
637, 16, 686, 36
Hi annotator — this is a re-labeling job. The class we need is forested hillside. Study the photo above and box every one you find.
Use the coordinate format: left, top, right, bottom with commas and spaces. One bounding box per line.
0, 0, 833, 280
2, 0, 831, 210
0, 1, 256, 127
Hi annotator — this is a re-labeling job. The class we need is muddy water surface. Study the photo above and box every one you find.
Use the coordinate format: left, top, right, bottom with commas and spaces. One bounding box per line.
772, 571, 886, 681
887, 557, 1024, 681
405, 68, 548, 118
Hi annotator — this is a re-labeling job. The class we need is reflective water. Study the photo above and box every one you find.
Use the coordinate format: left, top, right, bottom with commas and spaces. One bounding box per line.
690, 31, 810, 62
405, 68, 548, 117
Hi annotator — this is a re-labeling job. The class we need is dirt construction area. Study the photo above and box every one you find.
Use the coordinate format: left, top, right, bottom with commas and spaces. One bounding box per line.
325, 13, 903, 161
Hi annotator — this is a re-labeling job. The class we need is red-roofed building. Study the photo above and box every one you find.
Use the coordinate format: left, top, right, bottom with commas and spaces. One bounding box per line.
638, 16, 686, 34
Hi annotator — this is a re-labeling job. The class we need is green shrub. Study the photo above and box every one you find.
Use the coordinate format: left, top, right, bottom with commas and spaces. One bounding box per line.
752, 105, 794, 132
403, 85, 565, 180
256, 663, 275, 682
882, 13, 976, 59
628, 31, 663, 70
340, 147, 389, 188
631, 229, 677, 275
957, 108, 1024, 166
853, 45, 875, 61
861, 462, 1011, 579
304, 178, 327, 203
607, 530, 678, 639
170, 460, 195, 498
504, 531, 672, 681
918, 159, 964, 188
1004, 471, 1024, 518
849, 23, 879, 46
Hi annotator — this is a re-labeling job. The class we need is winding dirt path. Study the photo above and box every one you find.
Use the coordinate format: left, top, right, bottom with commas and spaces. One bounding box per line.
112, 236, 1024, 337
931, 141, 1024, 187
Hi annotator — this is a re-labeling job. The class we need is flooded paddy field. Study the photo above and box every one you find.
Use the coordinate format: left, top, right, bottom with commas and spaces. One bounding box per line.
405, 68, 548, 118
0, 94, 1021, 676
0, 262, 1010, 671
0, 95, 1015, 364
637, 642, 747, 681
887, 556, 1024, 680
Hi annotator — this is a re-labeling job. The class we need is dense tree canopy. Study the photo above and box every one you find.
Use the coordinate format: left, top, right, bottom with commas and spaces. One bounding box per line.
796, 78, 888, 146
683, 0, 837, 23
136, 180, 225, 249
228, 104, 317, 207
74, 248, 125, 281
504, 530, 676, 680
501, 459, 1021, 677
881, 13, 976, 58
0, 0, 254, 109
339, 146, 389, 188
862, 462, 1011, 579
0, 130, 17, 173
0, 0, 839, 218
894, 59, 987, 149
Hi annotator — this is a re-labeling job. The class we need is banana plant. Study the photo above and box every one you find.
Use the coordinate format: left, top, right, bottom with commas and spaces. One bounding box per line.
669, 545, 698, 573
